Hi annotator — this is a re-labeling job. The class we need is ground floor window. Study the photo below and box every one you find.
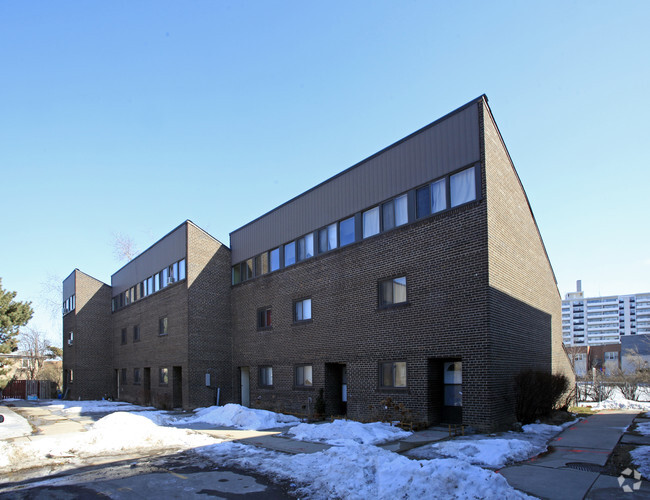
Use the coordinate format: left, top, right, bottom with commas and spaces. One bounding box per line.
133, 368, 141, 384
159, 367, 169, 385
295, 365, 313, 387
259, 366, 273, 387
380, 361, 407, 388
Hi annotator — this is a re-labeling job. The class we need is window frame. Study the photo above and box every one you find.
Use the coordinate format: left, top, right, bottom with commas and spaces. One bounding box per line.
159, 316, 168, 336
257, 306, 272, 330
159, 367, 169, 386
293, 298, 313, 323
379, 360, 407, 389
133, 324, 140, 342
339, 216, 355, 247
378, 276, 408, 309
294, 364, 314, 388
258, 366, 273, 388
121, 328, 127, 345
133, 367, 141, 385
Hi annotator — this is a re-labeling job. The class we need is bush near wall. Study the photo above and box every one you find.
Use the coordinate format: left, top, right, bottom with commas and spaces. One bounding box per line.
514, 370, 569, 424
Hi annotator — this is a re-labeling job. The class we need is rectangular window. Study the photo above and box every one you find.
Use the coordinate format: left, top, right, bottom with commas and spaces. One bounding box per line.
255, 253, 269, 276
294, 298, 312, 322
382, 195, 407, 232
297, 234, 314, 261
257, 307, 272, 329
141, 281, 147, 298
259, 366, 273, 387
416, 184, 430, 218
148, 276, 154, 294
162, 267, 169, 288
284, 241, 296, 267
379, 277, 407, 307
339, 216, 355, 247
133, 368, 141, 385
381, 361, 407, 388
363, 207, 380, 238
120, 368, 127, 385
270, 248, 280, 272
318, 223, 338, 253
121, 328, 127, 345
295, 365, 313, 387
133, 325, 140, 342
243, 259, 253, 280
68, 331, 73, 345
232, 265, 241, 285
124, 288, 130, 306
69, 369, 74, 383
450, 166, 476, 207
159, 316, 168, 336
154, 273, 161, 292
178, 259, 186, 280
170, 262, 178, 283
431, 178, 447, 213
159, 367, 169, 385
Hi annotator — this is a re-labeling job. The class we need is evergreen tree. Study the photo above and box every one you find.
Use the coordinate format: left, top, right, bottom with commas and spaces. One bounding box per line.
0, 278, 34, 354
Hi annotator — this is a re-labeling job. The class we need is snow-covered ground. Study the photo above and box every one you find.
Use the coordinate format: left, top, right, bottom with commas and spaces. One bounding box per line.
42, 400, 158, 415
408, 421, 577, 469
0, 401, 539, 498
286, 419, 411, 446
174, 403, 300, 430
0, 407, 33, 439
579, 386, 650, 411
197, 441, 532, 499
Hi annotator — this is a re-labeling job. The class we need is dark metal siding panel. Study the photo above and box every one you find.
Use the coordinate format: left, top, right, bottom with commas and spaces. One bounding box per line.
231, 102, 480, 263
63, 272, 75, 300
111, 224, 187, 294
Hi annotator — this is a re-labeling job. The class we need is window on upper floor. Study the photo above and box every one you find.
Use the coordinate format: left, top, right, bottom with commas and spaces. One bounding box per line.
297, 234, 314, 261
339, 216, 355, 247
257, 307, 272, 329
284, 241, 296, 267
295, 365, 313, 387
154, 273, 161, 292
232, 265, 241, 285
159, 316, 168, 336
379, 277, 407, 308
417, 178, 448, 218
382, 194, 408, 231
450, 166, 477, 207
244, 259, 254, 281
270, 247, 280, 272
121, 328, 127, 345
363, 206, 380, 238
318, 223, 337, 253
294, 298, 312, 322
179, 259, 186, 280
67, 331, 74, 346
255, 252, 269, 276
380, 361, 407, 388
133, 325, 140, 342
259, 366, 273, 387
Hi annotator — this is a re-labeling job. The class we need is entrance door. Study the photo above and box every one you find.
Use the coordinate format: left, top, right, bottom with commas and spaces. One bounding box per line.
325, 363, 347, 416
172, 366, 183, 408
240, 367, 250, 407
143, 367, 151, 406
442, 361, 462, 423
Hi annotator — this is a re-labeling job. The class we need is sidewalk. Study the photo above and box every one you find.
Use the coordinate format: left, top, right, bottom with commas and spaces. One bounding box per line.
499, 410, 650, 499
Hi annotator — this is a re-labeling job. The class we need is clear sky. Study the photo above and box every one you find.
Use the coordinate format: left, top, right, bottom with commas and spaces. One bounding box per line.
1, 1, 649, 345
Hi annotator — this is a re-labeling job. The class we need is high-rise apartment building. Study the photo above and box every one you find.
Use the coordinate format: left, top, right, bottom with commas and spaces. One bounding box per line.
562, 280, 650, 346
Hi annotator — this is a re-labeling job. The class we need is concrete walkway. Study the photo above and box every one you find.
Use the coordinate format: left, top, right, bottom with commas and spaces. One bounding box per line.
500, 410, 650, 499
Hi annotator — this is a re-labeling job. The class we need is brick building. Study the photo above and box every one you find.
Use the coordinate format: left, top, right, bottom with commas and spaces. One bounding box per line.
63, 96, 573, 430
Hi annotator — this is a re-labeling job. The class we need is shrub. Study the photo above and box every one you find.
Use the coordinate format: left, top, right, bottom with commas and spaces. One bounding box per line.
514, 370, 569, 424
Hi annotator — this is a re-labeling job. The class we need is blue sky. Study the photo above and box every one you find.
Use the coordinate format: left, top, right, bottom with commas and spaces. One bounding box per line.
2, 1, 649, 344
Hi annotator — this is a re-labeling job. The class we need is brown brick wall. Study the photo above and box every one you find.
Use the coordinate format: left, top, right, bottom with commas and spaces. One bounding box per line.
481, 99, 575, 426
62, 270, 112, 400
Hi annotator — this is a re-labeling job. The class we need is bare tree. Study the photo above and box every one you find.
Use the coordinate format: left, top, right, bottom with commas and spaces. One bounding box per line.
40, 273, 63, 322
18, 327, 53, 380
113, 233, 139, 262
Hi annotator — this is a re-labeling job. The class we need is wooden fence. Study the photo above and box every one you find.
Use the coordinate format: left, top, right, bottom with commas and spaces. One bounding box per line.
1, 379, 57, 400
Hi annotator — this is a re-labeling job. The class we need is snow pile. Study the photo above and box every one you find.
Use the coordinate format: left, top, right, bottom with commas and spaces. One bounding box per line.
580, 386, 650, 410
0, 407, 33, 439
634, 422, 650, 436
176, 404, 300, 430
198, 441, 532, 499
287, 419, 411, 446
44, 400, 155, 415
0, 412, 219, 472
631, 446, 650, 479
409, 419, 578, 468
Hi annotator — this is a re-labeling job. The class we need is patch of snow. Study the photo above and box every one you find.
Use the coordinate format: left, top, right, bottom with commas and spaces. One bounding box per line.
0, 407, 32, 439
631, 446, 650, 479
635, 422, 650, 436
0, 412, 219, 473
197, 441, 533, 499
287, 419, 411, 446
176, 404, 300, 430
42, 400, 156, 415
